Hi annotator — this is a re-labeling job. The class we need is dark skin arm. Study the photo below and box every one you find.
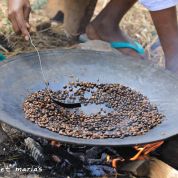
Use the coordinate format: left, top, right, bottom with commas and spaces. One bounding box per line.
8, 0, 31, 40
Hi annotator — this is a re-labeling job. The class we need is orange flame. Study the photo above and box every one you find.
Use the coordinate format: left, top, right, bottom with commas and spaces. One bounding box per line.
111, 141, 164, 168
51, 140, 61, 148
130, 141, 164, 161
112, 158, 125, 168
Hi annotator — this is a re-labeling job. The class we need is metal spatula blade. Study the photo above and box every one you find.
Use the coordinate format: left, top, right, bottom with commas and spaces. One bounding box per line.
51, 97, 81, 108
29, 35, 81, 109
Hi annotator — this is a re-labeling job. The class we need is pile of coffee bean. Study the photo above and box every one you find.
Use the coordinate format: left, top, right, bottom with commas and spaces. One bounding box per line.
23, 82, 164, 139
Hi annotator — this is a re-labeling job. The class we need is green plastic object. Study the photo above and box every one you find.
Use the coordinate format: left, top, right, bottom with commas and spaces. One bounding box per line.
0, 53, 5, 61
110, 41, 145, 55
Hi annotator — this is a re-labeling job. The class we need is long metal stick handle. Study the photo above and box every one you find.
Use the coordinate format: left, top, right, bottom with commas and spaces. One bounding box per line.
29, 35, 49, 88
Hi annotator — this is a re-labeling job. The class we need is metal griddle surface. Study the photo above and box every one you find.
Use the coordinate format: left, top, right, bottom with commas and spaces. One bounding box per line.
0, 49, 178, 146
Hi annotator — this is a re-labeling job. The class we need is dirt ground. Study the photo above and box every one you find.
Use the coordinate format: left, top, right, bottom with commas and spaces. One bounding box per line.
0, 0, 164, 65
0, 0, 167, 178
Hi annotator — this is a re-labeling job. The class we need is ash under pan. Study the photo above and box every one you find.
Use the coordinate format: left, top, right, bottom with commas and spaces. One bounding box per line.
0, 49, 178, 146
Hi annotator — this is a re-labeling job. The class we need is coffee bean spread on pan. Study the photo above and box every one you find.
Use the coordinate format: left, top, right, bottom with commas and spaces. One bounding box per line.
23, 82, 164, 139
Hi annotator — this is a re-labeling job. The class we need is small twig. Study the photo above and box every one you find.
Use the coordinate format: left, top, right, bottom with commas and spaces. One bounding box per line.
38, 27, 51, 33
0, 44, 8, 53
0, 156, 22, 162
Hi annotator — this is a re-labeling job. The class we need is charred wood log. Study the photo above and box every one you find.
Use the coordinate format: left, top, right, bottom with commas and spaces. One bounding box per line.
24, 137, 46, 166
46, 144, 84, 169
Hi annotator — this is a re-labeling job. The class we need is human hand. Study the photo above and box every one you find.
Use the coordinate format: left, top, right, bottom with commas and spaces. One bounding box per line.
8, 0, 31, 40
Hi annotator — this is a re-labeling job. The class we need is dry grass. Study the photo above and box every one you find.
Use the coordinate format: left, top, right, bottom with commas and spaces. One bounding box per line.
0, 0, 164, 65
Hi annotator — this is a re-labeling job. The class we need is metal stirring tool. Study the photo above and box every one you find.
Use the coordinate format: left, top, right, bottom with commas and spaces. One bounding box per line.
29, 35, 81, 108
29, 35, 49, 88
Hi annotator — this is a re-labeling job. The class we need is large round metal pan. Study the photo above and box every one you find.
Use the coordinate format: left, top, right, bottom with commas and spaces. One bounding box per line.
0, 49, 178, 146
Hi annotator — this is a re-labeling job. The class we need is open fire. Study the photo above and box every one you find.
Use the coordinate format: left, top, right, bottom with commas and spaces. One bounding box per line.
23, 137, 165, 177
0, 123, 176, 178
130, 141, 164, 161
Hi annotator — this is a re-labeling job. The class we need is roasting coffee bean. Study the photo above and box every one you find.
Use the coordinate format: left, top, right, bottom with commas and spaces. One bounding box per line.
23, 82, 164, 139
